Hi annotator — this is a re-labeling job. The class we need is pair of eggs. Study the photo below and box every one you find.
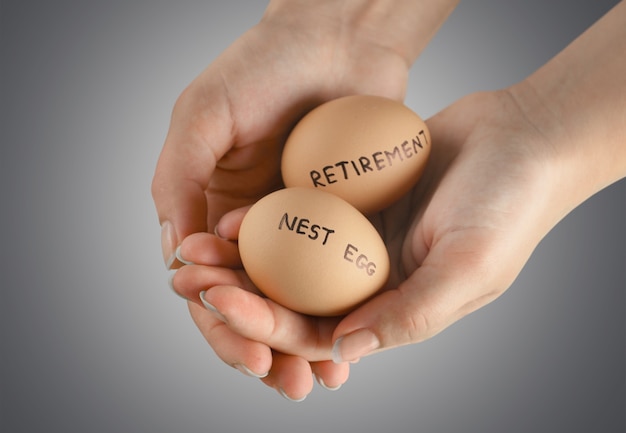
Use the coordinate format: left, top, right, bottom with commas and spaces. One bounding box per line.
238, 95, 431, 316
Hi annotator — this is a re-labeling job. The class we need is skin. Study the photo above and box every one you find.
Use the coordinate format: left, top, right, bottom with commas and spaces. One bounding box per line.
153, 0, 626, 401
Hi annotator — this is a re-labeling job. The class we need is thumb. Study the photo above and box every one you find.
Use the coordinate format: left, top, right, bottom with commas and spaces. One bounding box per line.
331, 235, 525, 363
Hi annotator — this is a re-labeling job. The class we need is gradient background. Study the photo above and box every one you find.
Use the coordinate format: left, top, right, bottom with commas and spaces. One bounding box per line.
1, 1, 624, 432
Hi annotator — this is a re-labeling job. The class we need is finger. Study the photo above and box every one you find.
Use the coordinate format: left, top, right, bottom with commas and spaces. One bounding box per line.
152, 174, 209, 269
214, 206, 252, 241
171, 265, 260, 306
201, 285, 341, 361
311, 360, 350, 391
189, 302, 272, 379
178, 232, 242, 268
261, 352, 314, 402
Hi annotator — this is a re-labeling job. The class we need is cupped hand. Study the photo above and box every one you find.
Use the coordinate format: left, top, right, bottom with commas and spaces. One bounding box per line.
153, 8, 412, 400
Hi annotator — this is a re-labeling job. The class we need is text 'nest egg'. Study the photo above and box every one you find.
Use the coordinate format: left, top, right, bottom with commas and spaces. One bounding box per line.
238, 187, 390, 317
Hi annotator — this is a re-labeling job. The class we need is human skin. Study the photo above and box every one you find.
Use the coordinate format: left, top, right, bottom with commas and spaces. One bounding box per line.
154, 0, 626, 401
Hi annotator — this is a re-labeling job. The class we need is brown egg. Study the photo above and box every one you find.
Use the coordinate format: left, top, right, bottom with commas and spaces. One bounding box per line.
281, 95, 431, 214
238, 187, 390, 317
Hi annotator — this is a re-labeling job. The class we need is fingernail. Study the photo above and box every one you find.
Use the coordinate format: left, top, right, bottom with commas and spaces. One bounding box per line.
279, 388, 307, 403
214, 224, 227, 240
332, 329, 380, 364
167, 270, 188, 300
233, 363, 269, 379
161, 221, 178, 269
199, 291, 227, 323
315, 374, 342, 391
175, 245, 194, 266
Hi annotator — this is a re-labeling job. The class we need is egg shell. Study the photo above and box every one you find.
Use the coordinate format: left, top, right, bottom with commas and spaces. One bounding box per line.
238, 187, 390, 317
281, 95, 431, 214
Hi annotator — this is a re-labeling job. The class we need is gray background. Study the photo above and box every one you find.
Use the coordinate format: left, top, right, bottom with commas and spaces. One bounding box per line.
1, 1, 624, 432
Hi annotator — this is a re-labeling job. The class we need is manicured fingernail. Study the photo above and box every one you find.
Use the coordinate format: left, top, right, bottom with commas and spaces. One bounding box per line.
332, 329, 380, 364
161, 221, 178, 269
214, 224, 227, 240
233, 363, 269, 379
199, 291, 227, 323
175, 245, 194, 265
315, 375, 342, 391
167, 270, 187, 300
279, 388, 307, 403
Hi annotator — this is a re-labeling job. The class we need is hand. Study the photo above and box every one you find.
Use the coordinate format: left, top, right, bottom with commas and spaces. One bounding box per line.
331, 0, 626, 367
153, 0, 442, 401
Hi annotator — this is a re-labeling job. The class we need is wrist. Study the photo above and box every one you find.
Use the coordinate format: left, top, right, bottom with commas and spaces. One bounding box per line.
507, 2, 626, 209
263, 0, 459, 67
